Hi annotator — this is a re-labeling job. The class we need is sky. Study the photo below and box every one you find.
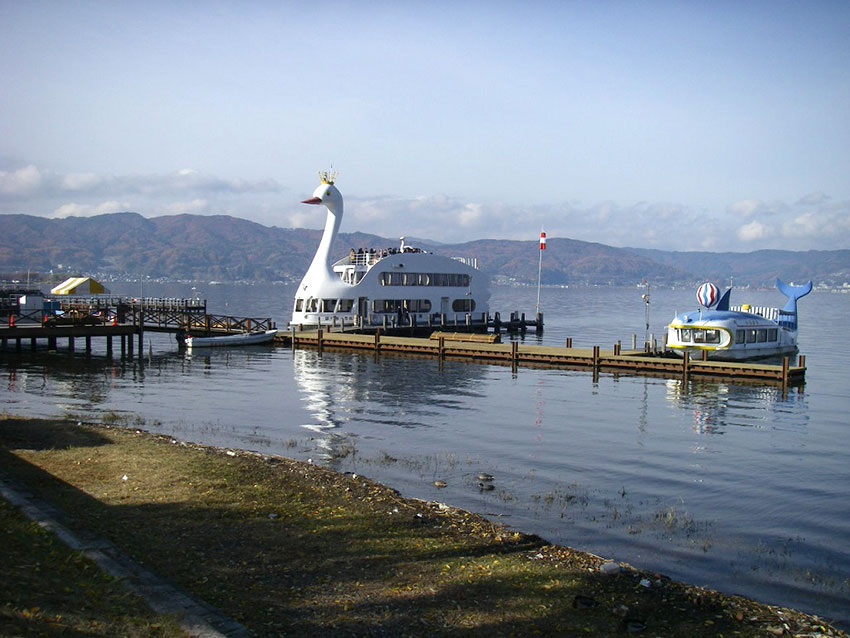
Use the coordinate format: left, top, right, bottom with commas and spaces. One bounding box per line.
1, 0, 849, 252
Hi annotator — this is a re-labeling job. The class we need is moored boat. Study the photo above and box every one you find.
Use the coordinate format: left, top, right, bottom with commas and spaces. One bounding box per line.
666, 279, 812, 361
184, 329, 277, 348
290, 171, 490, 330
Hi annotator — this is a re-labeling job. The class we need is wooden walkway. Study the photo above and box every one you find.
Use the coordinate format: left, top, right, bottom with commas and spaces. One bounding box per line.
280, 329, 806, 386
1, 296, 275, 358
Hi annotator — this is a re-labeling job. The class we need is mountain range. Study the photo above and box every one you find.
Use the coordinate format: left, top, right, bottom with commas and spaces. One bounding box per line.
1, 212, 848, 287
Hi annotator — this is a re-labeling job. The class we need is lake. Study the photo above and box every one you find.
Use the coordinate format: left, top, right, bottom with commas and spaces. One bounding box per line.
2, 282, 848, 627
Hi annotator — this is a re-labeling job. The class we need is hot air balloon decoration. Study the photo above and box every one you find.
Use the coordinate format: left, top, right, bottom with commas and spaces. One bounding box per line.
696, 282, 719, 308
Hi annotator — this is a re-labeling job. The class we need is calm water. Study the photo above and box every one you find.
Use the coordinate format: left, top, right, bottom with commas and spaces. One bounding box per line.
2, 282, 849, 626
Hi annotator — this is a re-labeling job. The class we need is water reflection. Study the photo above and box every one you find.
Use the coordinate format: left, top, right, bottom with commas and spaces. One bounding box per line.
290, 348, 490, 463
665, 378, 808, 435
3, 351, 143, 407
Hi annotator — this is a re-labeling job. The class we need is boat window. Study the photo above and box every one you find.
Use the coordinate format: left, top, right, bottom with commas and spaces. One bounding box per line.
705, 329, 721, 343
321, 299, 337, 312
452, 299, 476, 312
736, 329, 745, 344
746, 329, 758, 343
757, 329, 767, 343
768, 328, 778, 342
379, 272, 470, 287
337, 299, 354, 312
295, 299, 304, 312
372, 299, 398, 313
371, 299, 432, 313
680, 328, 691, 342
407, 299, 431, 312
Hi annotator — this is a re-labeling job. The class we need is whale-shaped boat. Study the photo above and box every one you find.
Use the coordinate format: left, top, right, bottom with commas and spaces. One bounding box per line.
666, 278, 812, 361
290, 172, 490, 330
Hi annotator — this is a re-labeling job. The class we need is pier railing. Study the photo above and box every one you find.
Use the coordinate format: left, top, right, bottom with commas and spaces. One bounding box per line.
56, 296, 273, 335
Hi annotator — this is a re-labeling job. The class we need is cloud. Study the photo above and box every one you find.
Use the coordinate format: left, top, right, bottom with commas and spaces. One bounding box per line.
796, 192, 830, 206
737, 220, 770, 242
161, 198, 210, 215
2, 162, 849, 251
61, 172, 101, 191
728, 199, 764, 218
0, 164, 284, 203
0, 165, 43, 197
51, 200, 132, 218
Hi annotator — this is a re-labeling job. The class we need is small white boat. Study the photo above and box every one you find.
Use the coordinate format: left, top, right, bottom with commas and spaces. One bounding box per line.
184, 329, 277, 348
667, 279, 812, 361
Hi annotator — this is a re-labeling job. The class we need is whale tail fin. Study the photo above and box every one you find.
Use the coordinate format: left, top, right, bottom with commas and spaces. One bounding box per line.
776, 278, 812, 330
715, 288, 732, 311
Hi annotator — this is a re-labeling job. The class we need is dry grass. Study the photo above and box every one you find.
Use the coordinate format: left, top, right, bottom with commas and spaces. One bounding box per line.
0, 496, 183, 637
0, 416, 844, 637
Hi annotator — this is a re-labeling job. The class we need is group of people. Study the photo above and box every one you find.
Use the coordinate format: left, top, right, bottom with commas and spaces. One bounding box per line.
348, 245, 423, 264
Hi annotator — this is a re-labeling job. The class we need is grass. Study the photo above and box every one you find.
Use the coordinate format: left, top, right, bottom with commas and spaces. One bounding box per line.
0, 416, 844, 637
0, 497, 183, 637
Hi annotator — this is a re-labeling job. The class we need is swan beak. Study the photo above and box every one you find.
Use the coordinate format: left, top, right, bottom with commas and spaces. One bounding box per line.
301, 196, 322, 205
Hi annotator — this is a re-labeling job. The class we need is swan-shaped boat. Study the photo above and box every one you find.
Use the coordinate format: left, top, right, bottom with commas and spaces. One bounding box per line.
666, 278, 812, 360
290, 172, 490, 329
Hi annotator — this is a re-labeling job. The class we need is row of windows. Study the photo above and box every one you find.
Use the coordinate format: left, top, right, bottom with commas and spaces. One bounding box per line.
372, 299, 432, 313
676, 327, 779, 345
736, 328, 778, 344
373, 299, 476, 313
295, 298, 354, 313
294, 297, 476, 314
379, 272, 471, 287
677, 328, 723, 344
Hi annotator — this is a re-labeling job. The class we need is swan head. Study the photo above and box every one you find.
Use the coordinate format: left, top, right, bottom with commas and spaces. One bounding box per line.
302, 181, 342, 210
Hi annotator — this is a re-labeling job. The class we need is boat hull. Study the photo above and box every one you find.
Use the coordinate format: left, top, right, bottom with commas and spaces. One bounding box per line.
185, 330, 277, 348
667, 343, 798, 361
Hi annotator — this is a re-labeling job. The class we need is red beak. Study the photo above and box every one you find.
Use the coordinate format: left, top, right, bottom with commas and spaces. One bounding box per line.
301, 196, 322, 205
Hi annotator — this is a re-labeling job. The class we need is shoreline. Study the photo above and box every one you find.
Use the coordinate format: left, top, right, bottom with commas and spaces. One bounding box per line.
1, 416, 845, 637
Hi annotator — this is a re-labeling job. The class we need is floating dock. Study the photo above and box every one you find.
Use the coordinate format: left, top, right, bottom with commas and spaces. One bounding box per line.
280, 329, 806, 387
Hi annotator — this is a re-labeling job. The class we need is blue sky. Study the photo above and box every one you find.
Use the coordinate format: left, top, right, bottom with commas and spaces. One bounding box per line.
1, 1, 848, 252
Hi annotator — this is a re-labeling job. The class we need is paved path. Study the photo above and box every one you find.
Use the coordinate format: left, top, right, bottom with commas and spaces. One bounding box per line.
0, 473, 250, 638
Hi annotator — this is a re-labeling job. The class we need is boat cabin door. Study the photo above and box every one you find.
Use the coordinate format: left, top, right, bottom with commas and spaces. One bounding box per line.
358, 297, 368, 325
440, 297, 449, 315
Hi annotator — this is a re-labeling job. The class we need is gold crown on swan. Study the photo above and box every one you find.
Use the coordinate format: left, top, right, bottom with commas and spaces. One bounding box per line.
318, 169, 338, 185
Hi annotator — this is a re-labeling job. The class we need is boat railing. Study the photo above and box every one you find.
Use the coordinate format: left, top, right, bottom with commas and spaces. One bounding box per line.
346, 246, 428, 267
451, 256, 479, 269
731, 305, 779, 321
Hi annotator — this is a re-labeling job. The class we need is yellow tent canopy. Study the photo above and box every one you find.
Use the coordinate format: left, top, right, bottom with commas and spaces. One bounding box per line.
50, 277, 110, 295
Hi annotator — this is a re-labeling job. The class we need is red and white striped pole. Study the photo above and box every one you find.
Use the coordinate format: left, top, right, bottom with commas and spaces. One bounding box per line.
536, 230, 545, 314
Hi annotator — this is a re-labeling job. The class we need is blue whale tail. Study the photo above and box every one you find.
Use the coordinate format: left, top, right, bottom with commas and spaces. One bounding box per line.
776, 278, 812, 330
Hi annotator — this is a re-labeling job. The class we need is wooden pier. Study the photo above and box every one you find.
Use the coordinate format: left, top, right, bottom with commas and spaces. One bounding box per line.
280, 329, 806, 387
1, 296, 275, 358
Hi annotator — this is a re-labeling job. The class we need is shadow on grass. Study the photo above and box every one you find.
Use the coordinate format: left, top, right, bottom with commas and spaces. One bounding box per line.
0, 416, 114, 450
0, 420, 774, 637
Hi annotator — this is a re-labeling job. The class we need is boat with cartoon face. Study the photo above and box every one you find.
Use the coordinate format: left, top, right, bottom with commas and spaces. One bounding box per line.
290, 172, 490, 330
666, 279, 812, 361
